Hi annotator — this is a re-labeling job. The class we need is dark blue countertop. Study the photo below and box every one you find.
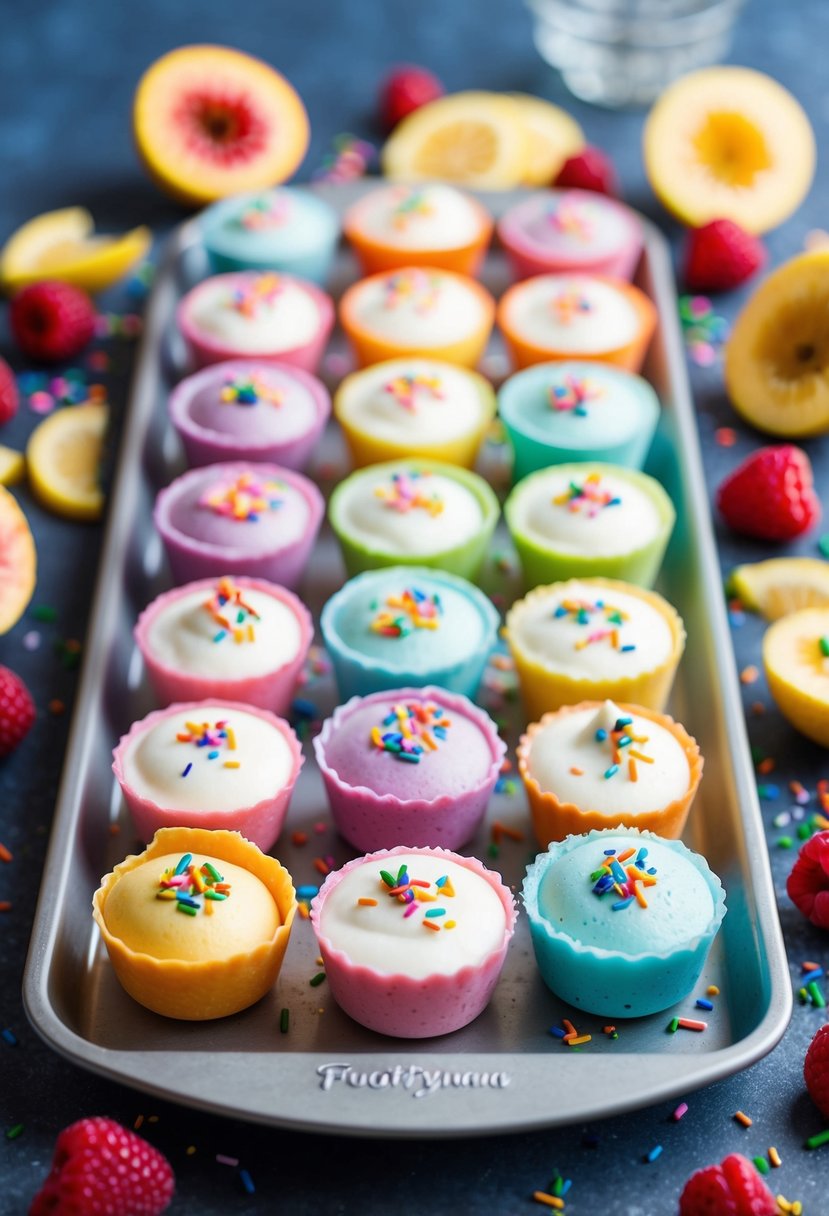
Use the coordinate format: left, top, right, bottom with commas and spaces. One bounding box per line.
2, 1, 828, 1212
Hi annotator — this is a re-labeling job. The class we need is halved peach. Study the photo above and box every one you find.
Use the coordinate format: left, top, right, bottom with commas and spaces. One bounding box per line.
133, 45, 309, 207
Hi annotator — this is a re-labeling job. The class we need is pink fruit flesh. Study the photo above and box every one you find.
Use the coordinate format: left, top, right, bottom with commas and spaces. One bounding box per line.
174, 90, 269, 165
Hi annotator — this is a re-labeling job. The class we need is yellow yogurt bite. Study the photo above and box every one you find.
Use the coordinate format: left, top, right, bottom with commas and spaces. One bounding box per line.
103, 850, 280, 961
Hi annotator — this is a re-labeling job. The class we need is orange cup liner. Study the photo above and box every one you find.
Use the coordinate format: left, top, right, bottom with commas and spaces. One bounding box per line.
516, 700, 703, 848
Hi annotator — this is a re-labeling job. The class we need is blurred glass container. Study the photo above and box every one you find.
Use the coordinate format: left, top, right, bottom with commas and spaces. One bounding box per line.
526, 0, 746, 107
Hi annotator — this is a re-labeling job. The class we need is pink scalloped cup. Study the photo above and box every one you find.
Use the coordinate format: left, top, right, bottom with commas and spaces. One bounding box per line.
168, 359, 331, 471
112, 699, 304, 851
176, 271, 334, 373
134, 577, 313, 716
153, 461, 324, 590
313, 686, 506, 852
310, 845, 517, 1038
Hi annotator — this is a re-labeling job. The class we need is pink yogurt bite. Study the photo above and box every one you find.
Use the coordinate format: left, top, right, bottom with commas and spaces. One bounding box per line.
314, 686, 505, 852
153, 461, 324, 589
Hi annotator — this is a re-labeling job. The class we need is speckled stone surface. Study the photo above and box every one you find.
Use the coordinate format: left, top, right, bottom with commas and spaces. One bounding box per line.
1, 1, 828, 1212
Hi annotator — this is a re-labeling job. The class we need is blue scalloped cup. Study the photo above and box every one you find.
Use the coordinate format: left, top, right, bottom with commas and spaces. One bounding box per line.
522, 828, 726, 1018
499, 360, 660, 484
201, 187, 340, 285
321, 565, 500, 701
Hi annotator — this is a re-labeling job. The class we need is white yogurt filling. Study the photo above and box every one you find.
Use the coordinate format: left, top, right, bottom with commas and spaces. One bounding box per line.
352, 270, 485, 345
510, 468, 661, 557
336, 468, 483, 555
123, 705, 294, 811
146, 584, 301, 678
338, 359, 485, 443
189, 276, 320, 352
506, 275, 638, 352
527, 700, 690, 815
319, 853, 506, 977
351, 184, 482, 250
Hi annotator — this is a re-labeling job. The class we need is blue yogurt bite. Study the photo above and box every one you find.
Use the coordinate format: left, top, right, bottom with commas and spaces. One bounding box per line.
320, 565, 500, 701
498, 360, 660, 484
201, 187, 340, 285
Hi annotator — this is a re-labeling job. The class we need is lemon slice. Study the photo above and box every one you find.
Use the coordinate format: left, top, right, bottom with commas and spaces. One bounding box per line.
0, 485, 36, 634
26, 403, 109, 521
0, 207, 151, 294
730, 557, 829, 620
381, 91, 530, 189
0, 445, 25, 486
763, 607, 829, 746
507, 93, 585, 186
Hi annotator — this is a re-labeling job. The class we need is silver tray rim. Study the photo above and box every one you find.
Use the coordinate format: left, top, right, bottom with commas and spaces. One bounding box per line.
22, 186, 793, 1138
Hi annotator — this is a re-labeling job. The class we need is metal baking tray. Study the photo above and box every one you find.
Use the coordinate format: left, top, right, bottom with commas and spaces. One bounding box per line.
23, 182, 791, 1137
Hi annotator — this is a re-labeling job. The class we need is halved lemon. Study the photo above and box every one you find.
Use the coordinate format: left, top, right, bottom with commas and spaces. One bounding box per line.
507, 93, 584, 186
763, 606, 829, 746
0, 445, 25, 486
26, 402, 109, 521
731, 557, 829, 620
0, 485, 36, 634
381, 91, 530, 189
0, 207, 151, 294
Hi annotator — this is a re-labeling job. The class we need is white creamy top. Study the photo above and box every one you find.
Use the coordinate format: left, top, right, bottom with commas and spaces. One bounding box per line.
505, 274, 638, 352
123, 705, 294, 812
349, 184, 483, 249
318, 852, 506, 978
527, 700, 690, 815
146, 583, 302, 678
350, 269, 485, 345
337, 359, 486, 443
335, 468, 483, 555
189, 275, 320, 352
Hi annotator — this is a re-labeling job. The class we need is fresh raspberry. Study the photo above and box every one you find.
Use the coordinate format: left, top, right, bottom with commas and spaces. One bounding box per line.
379, 64, 444, 131
787, 829, 829, 929
679, 1152, 778, 1215
0, 356, 19, 426
804, 1023, 829, 1119
0, 665, 34, 757
716, 444, 820, 541
29, 1116, 174, 1216
552, 145, 618, 196
683, 219, 767, 293
9, 280, 96, 363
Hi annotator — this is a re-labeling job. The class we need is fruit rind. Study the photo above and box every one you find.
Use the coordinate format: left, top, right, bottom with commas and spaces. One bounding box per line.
730, 557, 829, 620
763, 607, 829, 747
506, 93, 585, 186
643, 66, 816, 234
133, 44, 310, 207
725, 248, 829, 438
0, 485, 36, 634
0, 208, 151, 294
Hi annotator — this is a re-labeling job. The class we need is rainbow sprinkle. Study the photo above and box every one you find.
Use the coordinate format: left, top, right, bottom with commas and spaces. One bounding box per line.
200, 472, 286, 521
230, 273, 286, 317
391, 188, 435, 230
370, 700, 451, 763
590, 714, 653, 782
548, 199, 594, 243
384, 373, 444, 412
237, 195, 291, 230
375, 470, 443, 516
203, 577, 261, 645
156, 854, 231, 915
356, 863, 457, 931
553, 472, 621, 516
370, 587, 443, 637
176, 719, 240, 771
549, 374, 603, 416
550, 289, 593, 326
220, 374, 283, 407
383, 269, 442, 315
554, 597, 634, 654
590, 844, 657, 910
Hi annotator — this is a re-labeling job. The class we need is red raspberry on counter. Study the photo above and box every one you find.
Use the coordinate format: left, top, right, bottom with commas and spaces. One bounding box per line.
787, 829, 829, 929
379, 65, 445, 131
552, 145, 618, 196
29, 1116, 174, 1216
678, 1152, 778, 1215
10, 280, 96, 363
804, 1023, 829, 1119
0, 356, 19, 425
683, 219, 766, 293
716, 444, 820, 541
0, 664, 35, 757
